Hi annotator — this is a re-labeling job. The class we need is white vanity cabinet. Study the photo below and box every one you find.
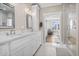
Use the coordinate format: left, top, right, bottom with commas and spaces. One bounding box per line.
32, 34, 41, 54
23, 33, 41, 56
10, 38, 26, 56
11, 48, 24, 56
0, 32, 42, 56
0, 43, 9, 56
23, 39, 33, 56
10, 36, 33, 56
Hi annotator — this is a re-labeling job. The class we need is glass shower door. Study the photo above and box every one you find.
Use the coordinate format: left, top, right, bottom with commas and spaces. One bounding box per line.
67, 4, 77, 56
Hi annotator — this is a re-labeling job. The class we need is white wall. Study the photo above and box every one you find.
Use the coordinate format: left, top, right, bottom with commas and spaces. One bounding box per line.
15, 4, 27, 32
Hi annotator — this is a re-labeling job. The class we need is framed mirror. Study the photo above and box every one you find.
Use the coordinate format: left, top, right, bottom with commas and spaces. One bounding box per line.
26, 14, 33, 30
0, 3, 15, 29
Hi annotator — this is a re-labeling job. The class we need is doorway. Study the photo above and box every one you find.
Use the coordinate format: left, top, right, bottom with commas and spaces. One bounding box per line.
44, 12, 61, 44
46, 19, 60, 44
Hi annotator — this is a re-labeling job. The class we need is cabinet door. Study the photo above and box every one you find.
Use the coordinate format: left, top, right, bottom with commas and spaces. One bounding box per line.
10, 37, 32, 56
10, 38, 27, 56
0, 43, 9, 56
24, 38, 33, 56
32, 34, 41, 54
10, 38, 26, 50
24, 46, 33, 56
11, 48, 24, 56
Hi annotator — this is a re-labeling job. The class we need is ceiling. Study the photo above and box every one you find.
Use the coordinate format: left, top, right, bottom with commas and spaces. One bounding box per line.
39, 3, 61, 8
10, 3, 61, 8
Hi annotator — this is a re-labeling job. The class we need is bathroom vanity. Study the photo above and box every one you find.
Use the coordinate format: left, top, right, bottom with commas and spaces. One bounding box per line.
0, 3, 42, 56
0, 31, 42, 56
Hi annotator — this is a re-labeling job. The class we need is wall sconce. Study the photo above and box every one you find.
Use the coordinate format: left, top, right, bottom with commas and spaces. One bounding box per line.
25, 8, 29, 13
25, 8, 32, 15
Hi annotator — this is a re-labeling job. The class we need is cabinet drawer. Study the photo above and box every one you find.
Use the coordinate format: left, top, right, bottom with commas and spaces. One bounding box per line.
10, 38, 30, 50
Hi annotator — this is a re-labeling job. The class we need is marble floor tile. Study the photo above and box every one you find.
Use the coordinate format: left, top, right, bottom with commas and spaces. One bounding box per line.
35, 42, 71, 56
35, 43, 56, 56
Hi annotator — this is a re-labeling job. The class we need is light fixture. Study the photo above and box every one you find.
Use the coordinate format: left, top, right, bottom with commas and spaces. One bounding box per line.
25, 8, 29, 13
25, 8, 32, 15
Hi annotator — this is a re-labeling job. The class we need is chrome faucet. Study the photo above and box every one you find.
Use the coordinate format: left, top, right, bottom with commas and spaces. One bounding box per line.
6, 30, 15, 36
10, 30, 15, 35
10, 30, 13, 35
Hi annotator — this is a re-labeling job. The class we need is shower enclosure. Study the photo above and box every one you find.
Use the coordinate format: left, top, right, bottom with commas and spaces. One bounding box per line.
61, 3, 78, 56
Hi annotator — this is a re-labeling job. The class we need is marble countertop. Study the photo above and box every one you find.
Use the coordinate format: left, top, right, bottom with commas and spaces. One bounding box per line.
0, 31, 39, 45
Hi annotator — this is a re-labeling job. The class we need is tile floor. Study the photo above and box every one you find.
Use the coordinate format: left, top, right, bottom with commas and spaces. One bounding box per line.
35, 43, 56, 56
35, 34, 71, 56
35, 42, 71, 56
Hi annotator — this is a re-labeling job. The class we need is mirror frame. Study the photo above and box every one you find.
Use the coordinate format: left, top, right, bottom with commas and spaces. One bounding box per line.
26, 14, 33, 30
0, 3, 15, 29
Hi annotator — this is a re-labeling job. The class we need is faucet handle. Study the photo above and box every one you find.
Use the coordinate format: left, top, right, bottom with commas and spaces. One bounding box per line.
6, 32, 9, 36
13, 30, 15, 34
10, 30, 12, 35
